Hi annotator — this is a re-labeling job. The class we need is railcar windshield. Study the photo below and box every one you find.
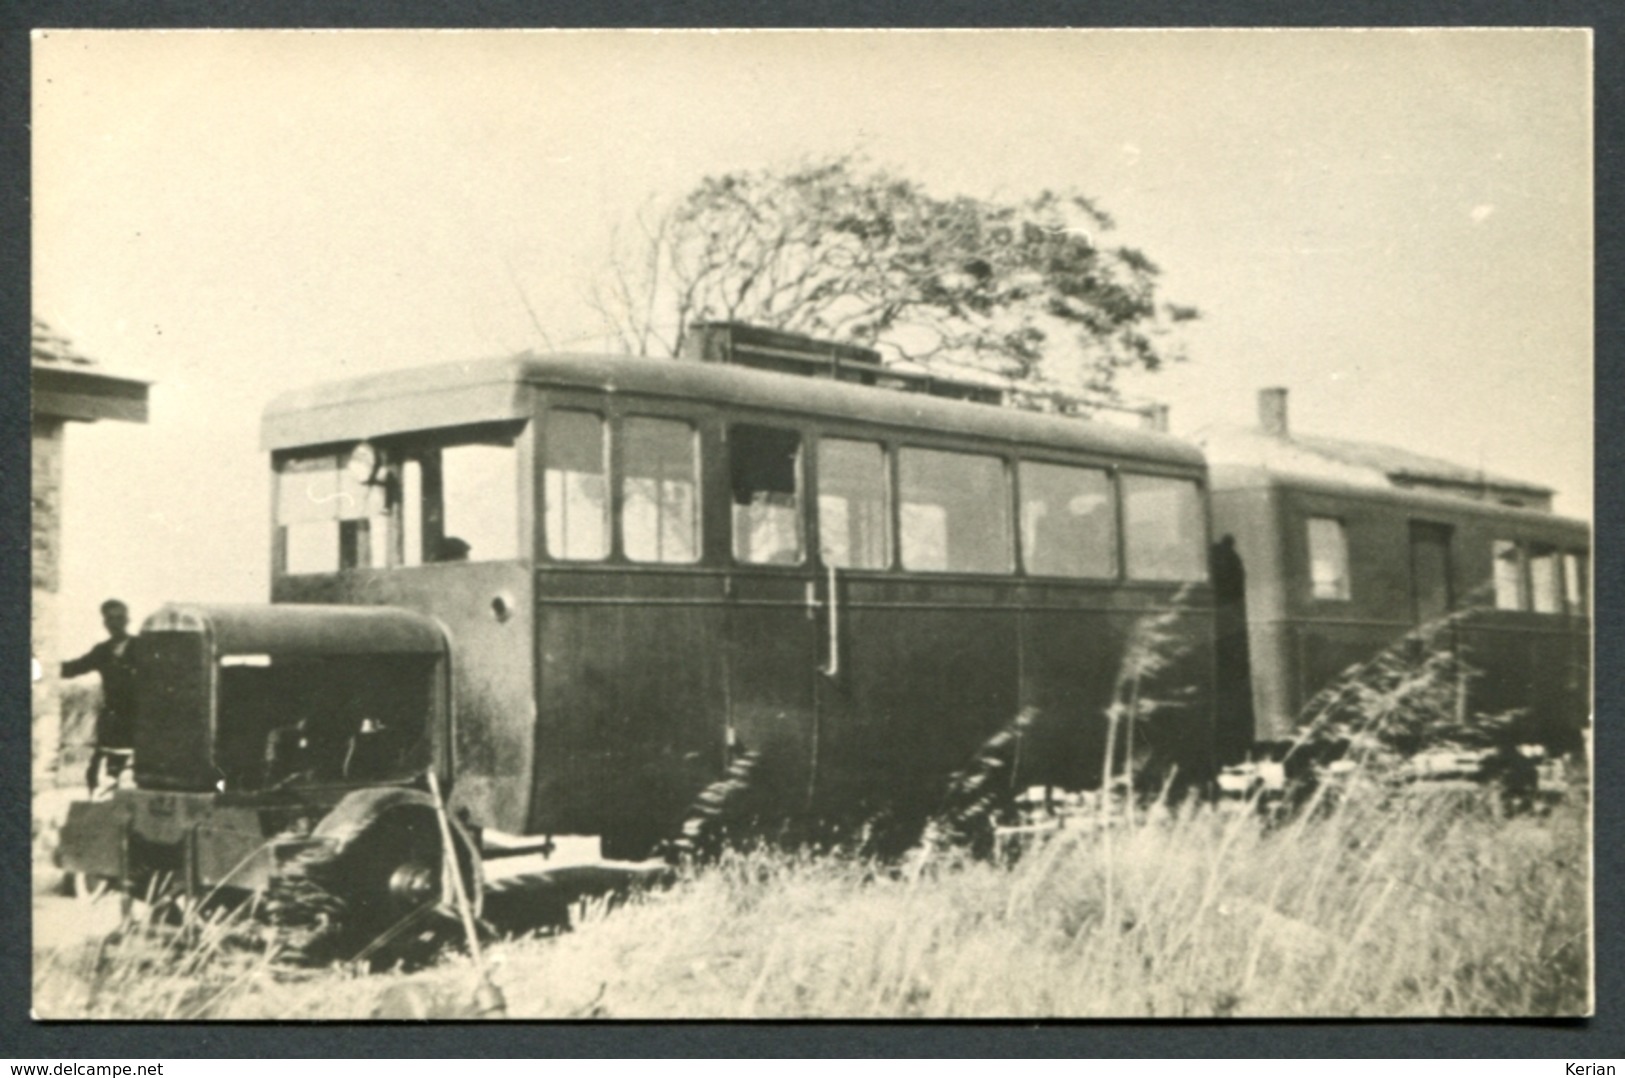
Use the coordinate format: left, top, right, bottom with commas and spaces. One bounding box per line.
1564, 552, 1588, 615
1492, 539, 1527, 610
1529, 546, 1563, 614
275, 423, 525, 573
1307, 517, 1351, 600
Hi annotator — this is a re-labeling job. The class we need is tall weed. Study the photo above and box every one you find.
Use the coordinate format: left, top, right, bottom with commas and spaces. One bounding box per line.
32, 601, 1589, 1019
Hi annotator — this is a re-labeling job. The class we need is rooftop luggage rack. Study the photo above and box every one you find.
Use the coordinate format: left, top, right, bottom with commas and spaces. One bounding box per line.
682, 321, 1006, 406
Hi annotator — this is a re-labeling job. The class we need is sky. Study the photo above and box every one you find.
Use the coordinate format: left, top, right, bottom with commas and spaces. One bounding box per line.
32, 29, 1592, 650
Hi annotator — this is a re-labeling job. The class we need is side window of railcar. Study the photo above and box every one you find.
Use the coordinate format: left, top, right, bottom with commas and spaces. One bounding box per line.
543, 410, 609, 561
1306, 517, 1351, 601
731, 425, 804, 565
622, 417, 701, 564
1121, 475, 1206, 582
1565, 552, 1589, 615
1492, 540, 1527, 611
899, 448, 1013, 574
1019, 461, 1116, 578
1529, 545, 1563, 614
818, 438, 889, 569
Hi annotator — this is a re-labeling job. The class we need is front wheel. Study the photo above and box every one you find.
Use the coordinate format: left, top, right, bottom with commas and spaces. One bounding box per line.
280, 807, 482, 967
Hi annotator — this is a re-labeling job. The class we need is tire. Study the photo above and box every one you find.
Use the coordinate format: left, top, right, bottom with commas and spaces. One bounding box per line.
276, 806, 482, 968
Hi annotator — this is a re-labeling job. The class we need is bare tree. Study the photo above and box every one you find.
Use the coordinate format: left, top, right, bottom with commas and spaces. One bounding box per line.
588, 154, 1199, 410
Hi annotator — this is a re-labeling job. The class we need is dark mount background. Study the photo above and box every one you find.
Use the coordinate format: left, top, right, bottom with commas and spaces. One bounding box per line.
1, 0, 1619, 1059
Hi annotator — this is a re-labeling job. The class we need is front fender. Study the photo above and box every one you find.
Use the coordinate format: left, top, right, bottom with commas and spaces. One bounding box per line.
310, 786, 439, 852
310, 785, 482, 916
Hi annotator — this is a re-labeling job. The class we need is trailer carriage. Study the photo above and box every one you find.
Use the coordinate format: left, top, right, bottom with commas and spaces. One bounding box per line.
1208, 463, 1591, 759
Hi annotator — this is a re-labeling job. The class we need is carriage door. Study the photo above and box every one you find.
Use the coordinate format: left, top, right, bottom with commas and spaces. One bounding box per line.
1408, 521, 1461, 721
1409, 522, 1453, 625
724, 423, 820, 815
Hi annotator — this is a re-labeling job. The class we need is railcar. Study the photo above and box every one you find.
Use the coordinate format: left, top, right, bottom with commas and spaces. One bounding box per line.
58, 324, 1217, 923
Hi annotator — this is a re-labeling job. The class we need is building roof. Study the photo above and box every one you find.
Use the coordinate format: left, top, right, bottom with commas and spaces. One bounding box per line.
31, 318, 150, 423
1195, 422, 1552, 501
1290, 432, 1552, 497
31, 317, 98, 368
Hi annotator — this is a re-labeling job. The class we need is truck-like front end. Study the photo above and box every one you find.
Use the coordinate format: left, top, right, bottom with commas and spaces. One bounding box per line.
56, 603, 466, 923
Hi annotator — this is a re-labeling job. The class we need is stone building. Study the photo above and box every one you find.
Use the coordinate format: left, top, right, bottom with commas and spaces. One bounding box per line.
31, 318, 149, 780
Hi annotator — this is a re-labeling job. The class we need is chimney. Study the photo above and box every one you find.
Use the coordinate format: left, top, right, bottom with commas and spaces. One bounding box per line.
1140, 404, 1170, 433
1258, 387, 1289, 438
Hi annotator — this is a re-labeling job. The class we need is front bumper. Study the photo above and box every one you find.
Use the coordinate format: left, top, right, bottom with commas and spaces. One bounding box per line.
55, 790, 335, 895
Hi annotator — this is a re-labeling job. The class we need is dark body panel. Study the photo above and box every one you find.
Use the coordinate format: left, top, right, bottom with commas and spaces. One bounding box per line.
819, 576, 1023, 818
530, 565, 727, 843
134, 631, 213, 791
1210, 466, 1589, 747
1016, 582, 1216, 789
273, 563, 533, 833
727, 568, 819, 818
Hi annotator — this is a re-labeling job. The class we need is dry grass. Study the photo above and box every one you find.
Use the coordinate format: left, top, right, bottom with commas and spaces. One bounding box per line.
32, 605, 1589, 1020
33, 774, 1589, 1020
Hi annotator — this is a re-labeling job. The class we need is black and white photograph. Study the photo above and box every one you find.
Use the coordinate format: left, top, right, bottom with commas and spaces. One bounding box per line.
28, 28, 1592, 1021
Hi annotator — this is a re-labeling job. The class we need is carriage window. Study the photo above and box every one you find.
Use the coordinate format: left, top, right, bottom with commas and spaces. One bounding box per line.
544, 411, 609, 561
731, 425, 803, 565
1493, 540, 1526, 611
1122, 475, 1206, 581
1306, 517, 1351, 600
1565, 552, 1588, 615
899, 448, 1012, 574
276, 450, 390, 574
1529, 546, 1562, 614
440, 439, 521, 562
1019, 461, 1116, 578
622, 417, 700, 563
818, 438, 889, 569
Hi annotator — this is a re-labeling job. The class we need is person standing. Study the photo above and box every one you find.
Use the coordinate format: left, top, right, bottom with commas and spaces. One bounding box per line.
61, 599, 139, 794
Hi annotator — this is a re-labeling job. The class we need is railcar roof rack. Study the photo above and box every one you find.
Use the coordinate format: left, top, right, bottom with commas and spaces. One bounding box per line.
682, 321, 1006, 406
